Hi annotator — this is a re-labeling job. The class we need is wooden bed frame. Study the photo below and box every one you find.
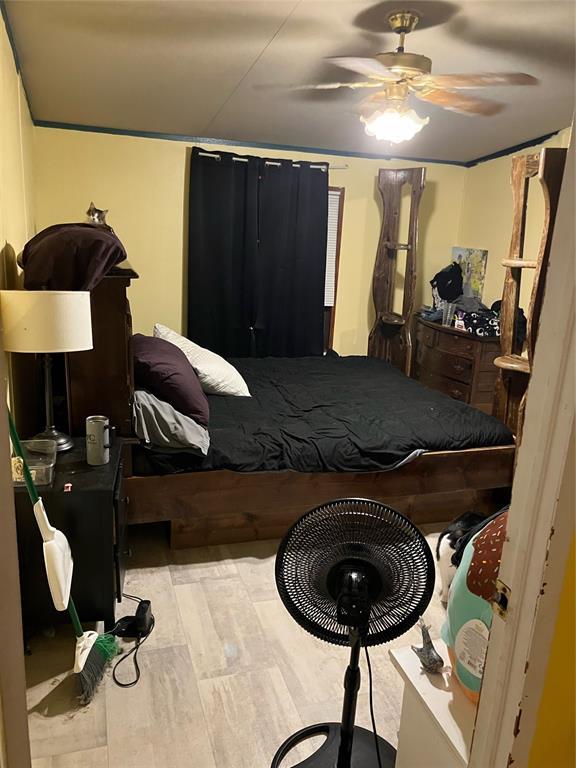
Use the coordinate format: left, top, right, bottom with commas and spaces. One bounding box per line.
124, 445, 515, 548
122, 165, 514, 548
65, 184, 516, 550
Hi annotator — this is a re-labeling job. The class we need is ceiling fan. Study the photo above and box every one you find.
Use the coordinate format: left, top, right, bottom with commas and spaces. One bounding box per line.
290, 10, 538, 144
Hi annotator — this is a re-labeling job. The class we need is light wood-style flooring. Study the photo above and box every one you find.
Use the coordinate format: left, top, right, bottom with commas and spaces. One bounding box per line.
26, 523, 445, 768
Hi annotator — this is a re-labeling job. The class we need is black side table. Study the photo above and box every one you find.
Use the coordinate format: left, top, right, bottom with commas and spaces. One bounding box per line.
13, 440, 128, 633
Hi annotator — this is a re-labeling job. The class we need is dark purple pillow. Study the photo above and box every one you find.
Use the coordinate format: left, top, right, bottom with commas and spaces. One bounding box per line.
132, 334, 209, 427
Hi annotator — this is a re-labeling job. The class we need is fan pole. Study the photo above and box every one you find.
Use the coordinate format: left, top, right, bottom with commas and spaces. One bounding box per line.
337, 629, 362, 768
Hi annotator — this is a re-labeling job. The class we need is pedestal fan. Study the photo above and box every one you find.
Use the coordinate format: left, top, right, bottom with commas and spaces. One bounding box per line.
271, 498, 435, 768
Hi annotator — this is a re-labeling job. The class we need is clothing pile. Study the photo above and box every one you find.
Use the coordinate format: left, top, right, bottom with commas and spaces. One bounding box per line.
424, 261, 526, 345
455, 307, 500, 338
22, 222, 127, 291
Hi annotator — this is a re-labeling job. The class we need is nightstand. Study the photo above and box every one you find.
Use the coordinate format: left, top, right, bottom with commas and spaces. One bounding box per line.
413, 317, 501, 414
13, 440, 128, 633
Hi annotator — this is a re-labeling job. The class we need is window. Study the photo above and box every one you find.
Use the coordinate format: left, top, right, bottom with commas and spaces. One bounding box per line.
325, 187, 344, 307
324, 186, 345, 349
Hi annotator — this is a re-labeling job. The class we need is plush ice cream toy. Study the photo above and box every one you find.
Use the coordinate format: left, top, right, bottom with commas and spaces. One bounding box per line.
441, 510, 508, 703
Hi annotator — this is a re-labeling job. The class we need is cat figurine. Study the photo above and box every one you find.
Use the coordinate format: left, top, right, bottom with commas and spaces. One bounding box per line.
86, 201, 109, 226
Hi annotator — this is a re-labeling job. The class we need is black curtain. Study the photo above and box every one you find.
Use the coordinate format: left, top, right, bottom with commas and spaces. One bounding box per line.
256, 160, 328, 357
188, 147, 328, 357
187, 147, 259, 357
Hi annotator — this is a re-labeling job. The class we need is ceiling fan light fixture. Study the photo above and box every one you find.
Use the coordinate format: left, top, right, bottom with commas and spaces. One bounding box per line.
361, 103, 429, 144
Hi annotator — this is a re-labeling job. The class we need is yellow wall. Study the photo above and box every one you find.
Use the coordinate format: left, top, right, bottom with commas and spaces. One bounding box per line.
528, 535, 576, 768
0, 14, 35, 289
33, 128, 468, 354
0, 12, 35, 419
527, 418, 575, 768
32, 125, 571, 355
458, 128, 572, 310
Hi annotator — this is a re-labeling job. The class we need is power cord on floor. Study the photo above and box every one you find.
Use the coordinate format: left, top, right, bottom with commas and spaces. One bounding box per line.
110, 592, 155, 689
365, 645, 383, 768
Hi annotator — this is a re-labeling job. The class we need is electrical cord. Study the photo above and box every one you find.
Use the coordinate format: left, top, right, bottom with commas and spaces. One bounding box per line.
121, 592, 143, 603
365, 645, 383, 768
112, 616, 155, 688
111, 592, 155, 689
104, 618, 125, 636
104, 593, 146, 635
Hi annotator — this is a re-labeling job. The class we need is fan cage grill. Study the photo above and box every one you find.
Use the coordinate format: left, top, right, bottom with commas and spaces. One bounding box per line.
275, 499, 435, 647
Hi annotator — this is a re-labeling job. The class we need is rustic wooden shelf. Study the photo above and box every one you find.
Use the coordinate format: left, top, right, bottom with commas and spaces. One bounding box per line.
494, 146, 566, 443
501, 259, 537, 269
494, 354, 531, 374
368, 166, 426, 375
378, 311, 405, 327
383, 241, 412, 250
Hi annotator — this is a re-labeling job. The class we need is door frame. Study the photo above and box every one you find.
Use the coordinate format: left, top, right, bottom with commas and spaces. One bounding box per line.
0, 139, 572, 768
470, 135, 574, 766
0, 336, 32, 767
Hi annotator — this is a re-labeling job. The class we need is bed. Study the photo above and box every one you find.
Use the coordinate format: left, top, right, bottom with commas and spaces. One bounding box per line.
124, 354, 515, 548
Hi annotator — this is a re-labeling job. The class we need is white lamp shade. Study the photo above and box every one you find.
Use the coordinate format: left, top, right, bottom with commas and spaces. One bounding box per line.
0, 290, 93, 353
361, 105, 429, 144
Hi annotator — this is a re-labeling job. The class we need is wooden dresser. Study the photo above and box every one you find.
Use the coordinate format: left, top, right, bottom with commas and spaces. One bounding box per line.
413, 317, 500, 414
66, 263, 138, 438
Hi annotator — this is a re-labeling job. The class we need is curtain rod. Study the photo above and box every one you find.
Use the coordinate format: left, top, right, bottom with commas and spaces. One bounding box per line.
197, 150, 348, 171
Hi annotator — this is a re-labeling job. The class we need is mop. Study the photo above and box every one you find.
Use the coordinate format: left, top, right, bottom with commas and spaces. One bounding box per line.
9, 411, 118, 704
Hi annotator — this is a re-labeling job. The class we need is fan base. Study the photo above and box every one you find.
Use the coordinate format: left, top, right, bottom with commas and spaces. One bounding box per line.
270, 722, 396, 767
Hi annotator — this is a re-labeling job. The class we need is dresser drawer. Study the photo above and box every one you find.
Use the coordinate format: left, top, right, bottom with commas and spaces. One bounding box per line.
419, 371, 471, 403
480, 342, 501, 368
437, 331, 476, 358
417, 323, 437, 348
418, 348, 473, 384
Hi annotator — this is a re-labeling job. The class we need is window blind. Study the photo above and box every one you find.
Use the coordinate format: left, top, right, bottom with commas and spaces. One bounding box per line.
325, 188, 343, 307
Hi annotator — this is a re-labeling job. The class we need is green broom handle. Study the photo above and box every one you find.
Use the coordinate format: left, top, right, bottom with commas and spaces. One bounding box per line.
8, 410, 84, 639
8, 411, 39, 504
67, 599, 84, 639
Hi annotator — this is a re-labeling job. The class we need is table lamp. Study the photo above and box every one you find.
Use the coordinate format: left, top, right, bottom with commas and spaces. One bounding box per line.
0, 290, 93, 451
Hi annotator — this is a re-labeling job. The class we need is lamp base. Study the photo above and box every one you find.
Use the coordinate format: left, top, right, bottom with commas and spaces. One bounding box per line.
270, 723, 396, 767
33, 426, 74, 453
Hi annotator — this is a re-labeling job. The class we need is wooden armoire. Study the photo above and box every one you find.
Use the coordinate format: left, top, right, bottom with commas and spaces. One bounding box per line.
66, 263, 138, 440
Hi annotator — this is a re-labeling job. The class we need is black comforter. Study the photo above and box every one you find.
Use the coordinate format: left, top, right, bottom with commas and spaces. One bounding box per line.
133, 356, 513, 476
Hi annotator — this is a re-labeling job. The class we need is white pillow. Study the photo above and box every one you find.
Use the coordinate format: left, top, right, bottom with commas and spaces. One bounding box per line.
153, 323, 251, 397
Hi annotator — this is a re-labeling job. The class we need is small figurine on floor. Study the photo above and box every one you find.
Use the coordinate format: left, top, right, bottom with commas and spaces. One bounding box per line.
412, 617, 444, 673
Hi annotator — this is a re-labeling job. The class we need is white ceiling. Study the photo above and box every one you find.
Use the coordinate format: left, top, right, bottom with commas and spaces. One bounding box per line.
5, 0, 575, 162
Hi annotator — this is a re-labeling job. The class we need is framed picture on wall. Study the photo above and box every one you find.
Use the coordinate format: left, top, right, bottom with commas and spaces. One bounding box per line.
452, 247, 488, 301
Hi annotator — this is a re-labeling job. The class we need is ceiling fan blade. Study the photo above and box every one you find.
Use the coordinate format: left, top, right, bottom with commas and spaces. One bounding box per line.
419, 72, 538, 89
311, 81, 385, 91
327, 56, 398, 81
256, 81, 382, 92
414, 88, 504, 116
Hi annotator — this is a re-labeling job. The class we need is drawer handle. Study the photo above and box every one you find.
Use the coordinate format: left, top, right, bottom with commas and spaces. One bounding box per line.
450, 388, 464, 399
453, 363, 465, 373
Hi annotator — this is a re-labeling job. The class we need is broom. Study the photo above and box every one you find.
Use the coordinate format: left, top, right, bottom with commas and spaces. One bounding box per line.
9, 411, 119, 704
